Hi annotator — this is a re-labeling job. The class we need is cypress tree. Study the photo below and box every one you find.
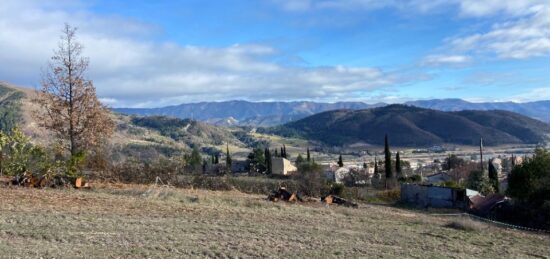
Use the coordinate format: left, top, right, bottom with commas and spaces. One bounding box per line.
488, 159, 500, 193
283, 145, 287, 158
384, 134, 393, 188
215, 153, 219, 164
396, 151, 402, 178
265, 148, 272, 174
280, 147, 284, 158
338, 154, 344, 167
479, 137, 484, 172
306, 147, 311, 162
274, 149, 278, 157
226, 144, 232, 173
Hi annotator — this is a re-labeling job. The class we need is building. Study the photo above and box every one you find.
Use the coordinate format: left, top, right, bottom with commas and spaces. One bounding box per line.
271, 157, 297, 176
401, 183, 479, 209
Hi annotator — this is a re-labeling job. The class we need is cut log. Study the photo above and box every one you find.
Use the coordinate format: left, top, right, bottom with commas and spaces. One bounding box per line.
74, 177, 83, 188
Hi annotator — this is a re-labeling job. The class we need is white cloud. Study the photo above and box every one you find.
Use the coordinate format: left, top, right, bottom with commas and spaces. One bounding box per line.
421, 55, 471, 66
0, 0, 416, 107
510, 87, 550, 102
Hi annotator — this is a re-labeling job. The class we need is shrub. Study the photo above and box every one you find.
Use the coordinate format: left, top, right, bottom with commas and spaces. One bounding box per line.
445, 218, 485, 232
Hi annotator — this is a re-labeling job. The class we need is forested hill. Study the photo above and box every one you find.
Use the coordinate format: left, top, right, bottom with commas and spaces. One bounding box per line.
264, 104, 550, 146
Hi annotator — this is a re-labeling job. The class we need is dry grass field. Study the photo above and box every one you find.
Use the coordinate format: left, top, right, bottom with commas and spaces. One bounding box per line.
0, 183, 548, 258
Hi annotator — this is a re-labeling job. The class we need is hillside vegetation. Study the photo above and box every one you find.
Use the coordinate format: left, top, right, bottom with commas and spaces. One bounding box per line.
0, 82, 25, 132
266, 104, 550, 146
0, 183, 548, 258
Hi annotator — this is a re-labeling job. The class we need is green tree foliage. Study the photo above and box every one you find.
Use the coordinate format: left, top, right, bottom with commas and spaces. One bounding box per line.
384, 134, 393, 188
306, 147, 311, 162
0, 128, 47, 176
488, 160, 500, 193
226, 144, 232, 173
507, 148, 550, 204
443, 154, 466, 170
246, 147, 266, 174
466, 170, 494, 195
337, 154, 344, 167
185, 147, 202, 173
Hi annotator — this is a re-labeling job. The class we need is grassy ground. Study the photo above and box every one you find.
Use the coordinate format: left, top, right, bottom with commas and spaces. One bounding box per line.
0, 184, 548, 258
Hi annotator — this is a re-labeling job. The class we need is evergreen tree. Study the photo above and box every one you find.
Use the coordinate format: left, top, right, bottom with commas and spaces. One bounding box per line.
280, 147, 284, 158
396, 151, 402, 178
202, 159, 207, 174
384, 134, 393, 188
214, 153, 219, 164
338, 154, 344, 167
306, 147, 311, 162
283, 145, 287, 158
274, 149, 278, 157
211, 154, 215, 164
226, 144, 232, 173
488, 159, 500, 193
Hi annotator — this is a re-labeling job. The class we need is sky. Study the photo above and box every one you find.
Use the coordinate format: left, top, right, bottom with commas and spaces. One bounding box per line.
0, 0, 549, 108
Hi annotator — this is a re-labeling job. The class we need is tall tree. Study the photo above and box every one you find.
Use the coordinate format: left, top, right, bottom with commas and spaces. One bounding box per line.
306, 147, 311, 162
396, 151, 402, 178
488, 159, 500, 193
226, 144, 232, 173
338, 154, 344, 167
384, 134, 393, 188
36, 24, 113, 156
283, 145, 287, 158
479, 137, 484, 172
280, 147, 284, 158
214, 153, 219, 164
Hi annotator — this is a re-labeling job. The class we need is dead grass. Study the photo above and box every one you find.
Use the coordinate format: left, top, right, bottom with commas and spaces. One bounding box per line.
0, 183, 548, 258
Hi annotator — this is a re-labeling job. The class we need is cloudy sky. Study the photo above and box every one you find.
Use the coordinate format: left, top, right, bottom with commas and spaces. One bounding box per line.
1, 0, 549, 107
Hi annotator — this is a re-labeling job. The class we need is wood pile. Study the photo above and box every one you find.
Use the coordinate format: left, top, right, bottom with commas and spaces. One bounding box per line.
321, 195, 358, 208
267, 187, 303, 202
9, 172, 89, 189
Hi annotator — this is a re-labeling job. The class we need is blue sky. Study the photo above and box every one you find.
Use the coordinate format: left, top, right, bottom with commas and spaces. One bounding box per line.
0, 0, 549, 107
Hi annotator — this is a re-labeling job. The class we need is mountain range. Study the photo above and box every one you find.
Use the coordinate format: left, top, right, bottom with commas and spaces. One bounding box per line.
263, 105, 550, 147
114, 99, 550, 126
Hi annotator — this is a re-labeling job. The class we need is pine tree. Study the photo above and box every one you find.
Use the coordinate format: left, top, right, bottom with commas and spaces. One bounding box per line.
306, 147, 311, 162
488, 159, 500, 193
396, 151, 402, 178
226, 144, 232, 174
338, 154, 344, 167
384, 134, 393, 188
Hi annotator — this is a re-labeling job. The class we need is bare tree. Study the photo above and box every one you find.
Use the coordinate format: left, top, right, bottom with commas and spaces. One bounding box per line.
36, 24, 113, 156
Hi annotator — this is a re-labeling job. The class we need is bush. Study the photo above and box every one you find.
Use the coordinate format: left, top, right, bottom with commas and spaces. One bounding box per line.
466, 170, 494, 195
445, 218, 485, 232
0, 128, 48, 176
376, 188, 400, 203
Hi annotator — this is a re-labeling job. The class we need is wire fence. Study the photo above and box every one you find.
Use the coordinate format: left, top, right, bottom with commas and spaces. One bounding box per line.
431, 212, 550, 234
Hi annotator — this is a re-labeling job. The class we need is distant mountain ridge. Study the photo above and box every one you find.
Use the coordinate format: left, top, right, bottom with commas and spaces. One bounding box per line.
114, 101, 383, 126
263, 105, 550, 147
114, 99, 550, 126
405, 99, 550, 123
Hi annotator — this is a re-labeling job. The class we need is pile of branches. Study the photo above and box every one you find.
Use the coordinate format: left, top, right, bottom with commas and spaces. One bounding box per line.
9, 171, 88, 189
267, 187, 303, 202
